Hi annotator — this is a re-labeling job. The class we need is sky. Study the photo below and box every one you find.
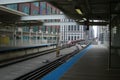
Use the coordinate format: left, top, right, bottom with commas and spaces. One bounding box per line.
93, 26, 97, 38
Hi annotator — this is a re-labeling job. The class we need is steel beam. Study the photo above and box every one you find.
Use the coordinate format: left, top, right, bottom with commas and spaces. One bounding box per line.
43, 22, 77, 26
0, 0, 56, 5
43, 22, 108, 26
21, 15, 67, 20
21, 15, 107, 26
0, 0, 40, 5
0, 6, 28, 16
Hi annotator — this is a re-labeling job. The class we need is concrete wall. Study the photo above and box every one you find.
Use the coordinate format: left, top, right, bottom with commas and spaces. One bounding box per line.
0, 46, 55, 62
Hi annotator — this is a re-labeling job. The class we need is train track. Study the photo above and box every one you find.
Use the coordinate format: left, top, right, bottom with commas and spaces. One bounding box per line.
15, 49, 79, 80
0, 48, 60, 68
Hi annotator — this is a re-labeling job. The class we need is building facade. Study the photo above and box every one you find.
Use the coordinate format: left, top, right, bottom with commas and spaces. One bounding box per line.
1, 2, 87, 47
59, 19, 84, 43
2, 2, 61, 46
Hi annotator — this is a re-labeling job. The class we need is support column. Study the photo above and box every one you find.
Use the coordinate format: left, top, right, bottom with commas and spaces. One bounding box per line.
108, 2, 112, 70
64, 25, 65, 43
12, 25, 17, 46
29, 28, 32, 45
36, 31, 38, 44
56, 32, 60, 57
21, 30, 23, 46
113, 26, 120, 47
41, 32, 43, 44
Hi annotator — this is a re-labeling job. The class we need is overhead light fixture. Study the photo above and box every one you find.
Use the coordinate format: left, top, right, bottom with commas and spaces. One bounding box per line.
79, 20, 84, 22
75, 8, 82, 15
83, 18, 86, 21
75, 19, 78, 21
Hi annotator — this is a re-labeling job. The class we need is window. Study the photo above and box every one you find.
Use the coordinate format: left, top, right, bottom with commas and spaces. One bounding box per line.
23, 26, 29, 32
40, 2, 46, 15
47, 4, 52, 14
74, 25, 76, 31
52, 8, 56, 14
68, 25, 70, 31
32, 10, 38, 15
71, 25, 73, 31
68, 36, 70, 40
22, 5, 29, 14
6, 4, 17, 10
33, 26, 39, 32
33, 2, 39, 7
77, 25, 79, 31
74, 36, 76, 40
71, 36, 73, 40
41, 26, 46, 33
62, 36, 63, 40
48, 26, 51, 33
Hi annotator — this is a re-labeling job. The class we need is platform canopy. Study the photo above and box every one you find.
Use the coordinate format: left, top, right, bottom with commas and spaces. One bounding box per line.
21, 15, 67, 21
0, 6, 43, 26
0, 6, 28, 23
0, 0, 119, 22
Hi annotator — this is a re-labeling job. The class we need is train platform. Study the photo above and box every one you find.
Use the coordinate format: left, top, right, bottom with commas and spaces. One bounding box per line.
60, 45, 120, 80
0, 46, 77, 80
0, 43, 55, 51
39, 45, 120, 80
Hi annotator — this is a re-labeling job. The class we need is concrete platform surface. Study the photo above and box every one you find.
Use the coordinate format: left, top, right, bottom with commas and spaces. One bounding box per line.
60, 45, 120, 80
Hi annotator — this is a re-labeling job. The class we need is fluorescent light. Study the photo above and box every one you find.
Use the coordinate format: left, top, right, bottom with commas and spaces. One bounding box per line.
75, 19, 78, 21
83, 18, 86, 21
79, 20, 84, 22
75, 9, 82, 15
